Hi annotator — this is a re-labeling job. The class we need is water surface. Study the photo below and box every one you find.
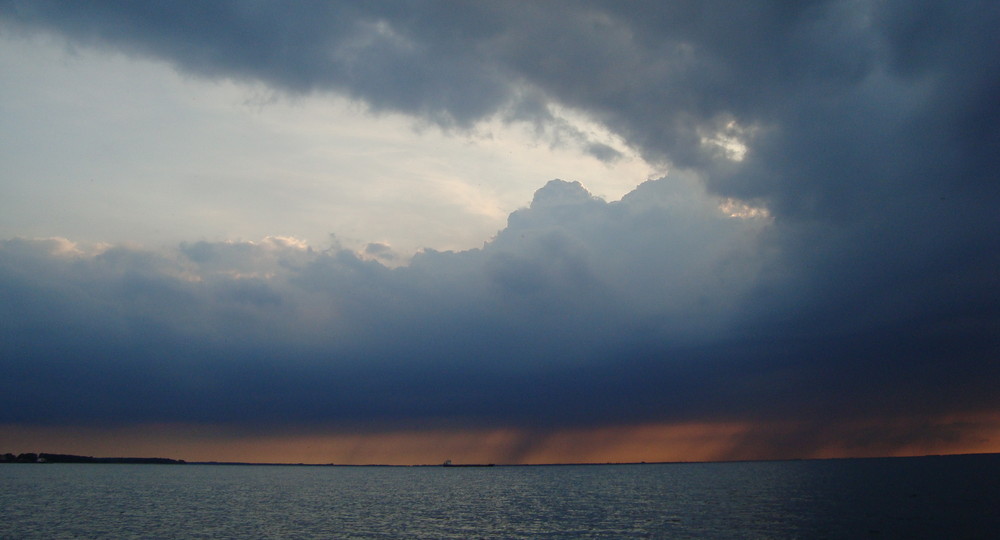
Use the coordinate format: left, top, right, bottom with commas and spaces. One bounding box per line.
1, 454, 997, 538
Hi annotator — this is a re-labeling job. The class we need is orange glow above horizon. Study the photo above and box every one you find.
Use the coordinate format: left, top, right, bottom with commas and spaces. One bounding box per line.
3, 414, 999, 465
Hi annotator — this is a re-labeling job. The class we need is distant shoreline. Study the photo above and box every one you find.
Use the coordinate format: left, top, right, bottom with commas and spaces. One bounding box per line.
3, 451, 997, 467
1, 453, 185, 465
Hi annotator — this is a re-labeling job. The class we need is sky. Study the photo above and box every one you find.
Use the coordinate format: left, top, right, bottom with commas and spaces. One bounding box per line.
1, 0, 998, 465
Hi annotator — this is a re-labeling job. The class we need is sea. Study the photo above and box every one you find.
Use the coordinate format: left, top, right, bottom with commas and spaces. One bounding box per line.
1, 454, 997, 539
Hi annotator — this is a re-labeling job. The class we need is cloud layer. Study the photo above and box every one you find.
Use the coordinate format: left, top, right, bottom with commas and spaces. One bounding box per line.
0, 179, 763, 427
1, 0, 998, 458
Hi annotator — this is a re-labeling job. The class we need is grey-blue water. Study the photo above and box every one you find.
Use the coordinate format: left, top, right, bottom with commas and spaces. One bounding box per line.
2, 454, 998, 539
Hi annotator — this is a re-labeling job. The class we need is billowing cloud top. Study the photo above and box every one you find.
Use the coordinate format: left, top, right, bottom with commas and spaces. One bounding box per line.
1, 0, 998, 458
0, 178, 764, 426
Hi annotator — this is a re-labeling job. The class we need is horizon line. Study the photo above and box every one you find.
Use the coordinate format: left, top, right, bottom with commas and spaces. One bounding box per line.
6, 451, 997, 468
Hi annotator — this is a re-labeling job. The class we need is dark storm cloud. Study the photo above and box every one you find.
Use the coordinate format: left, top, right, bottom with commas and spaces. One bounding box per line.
0, 0, 515, 124
1, 179, 994, 438
1, 1, 998, 452
0, 180, 768, 429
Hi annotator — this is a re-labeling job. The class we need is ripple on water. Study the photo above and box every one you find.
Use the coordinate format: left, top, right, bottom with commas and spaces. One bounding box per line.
1, 455, 998, 539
